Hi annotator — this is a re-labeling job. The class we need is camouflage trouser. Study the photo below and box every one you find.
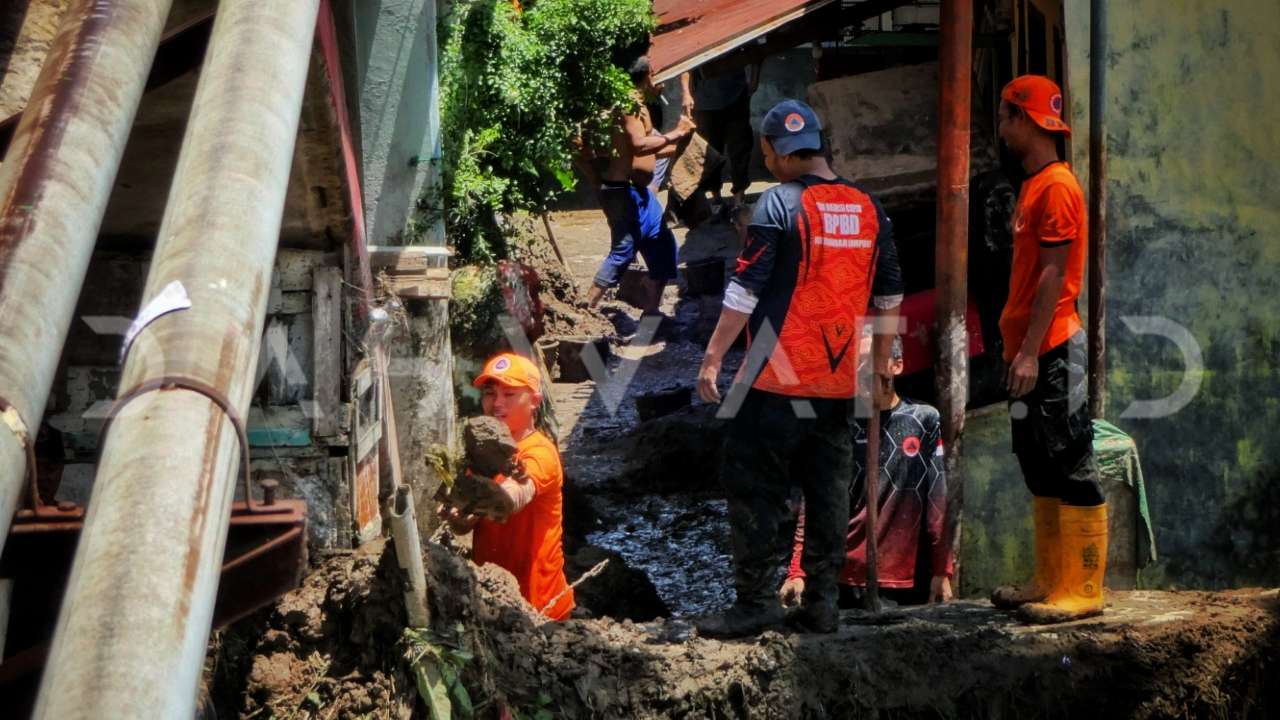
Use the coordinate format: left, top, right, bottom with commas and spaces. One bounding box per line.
1009, 332, 1105, 506
721, 390, 853, 611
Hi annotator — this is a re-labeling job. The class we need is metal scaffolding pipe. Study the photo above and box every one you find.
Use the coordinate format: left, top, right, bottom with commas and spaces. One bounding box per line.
34, 0, 321, 715
1087, 0, 1108, 419
935, 0, 973, 575
0, 0, 174, 554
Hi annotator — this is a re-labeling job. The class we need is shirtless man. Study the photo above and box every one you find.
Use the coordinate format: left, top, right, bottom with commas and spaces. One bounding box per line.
585, 56, 696, 315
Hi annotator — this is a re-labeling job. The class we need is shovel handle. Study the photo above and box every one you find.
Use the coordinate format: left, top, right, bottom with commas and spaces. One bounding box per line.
864, 399, 882, 614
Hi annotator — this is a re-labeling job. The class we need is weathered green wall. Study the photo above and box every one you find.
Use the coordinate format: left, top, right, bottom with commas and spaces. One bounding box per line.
964, 1, 1280, 594
348, 0, 444, 245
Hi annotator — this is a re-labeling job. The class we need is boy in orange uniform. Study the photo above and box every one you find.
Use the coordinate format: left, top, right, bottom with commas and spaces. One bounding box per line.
991, 75, 1107, 623
441, 353, 574, 620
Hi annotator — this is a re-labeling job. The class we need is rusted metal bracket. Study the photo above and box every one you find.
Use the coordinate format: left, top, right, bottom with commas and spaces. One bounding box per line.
98, 375, 272, 514
0, 498, 307, 712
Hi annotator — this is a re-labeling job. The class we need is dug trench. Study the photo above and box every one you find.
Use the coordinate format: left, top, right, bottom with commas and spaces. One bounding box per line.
208, 213, 1280, 718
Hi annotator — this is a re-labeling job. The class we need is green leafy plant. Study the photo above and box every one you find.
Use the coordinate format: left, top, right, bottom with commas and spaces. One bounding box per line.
510, 692, 557, 720
405, 628, 475, 720
436, 0, 655, 261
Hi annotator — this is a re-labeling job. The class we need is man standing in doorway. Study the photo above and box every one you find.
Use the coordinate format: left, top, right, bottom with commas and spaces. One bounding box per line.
990, 75, 1108, 623
681, 64, 758, 211
695, 99, 903, 637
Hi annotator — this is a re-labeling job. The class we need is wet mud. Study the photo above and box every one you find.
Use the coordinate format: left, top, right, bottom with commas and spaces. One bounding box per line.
217, 537, 1280, 719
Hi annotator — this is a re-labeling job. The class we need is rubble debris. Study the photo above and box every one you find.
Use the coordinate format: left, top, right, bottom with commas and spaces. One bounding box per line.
620, 404, 728, 495
225, 538, 1280, 719
208, 539, 415, 719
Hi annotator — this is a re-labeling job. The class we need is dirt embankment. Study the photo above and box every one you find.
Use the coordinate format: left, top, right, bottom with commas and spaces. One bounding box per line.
208, 540, 415, 719
213, 536, 1280, 720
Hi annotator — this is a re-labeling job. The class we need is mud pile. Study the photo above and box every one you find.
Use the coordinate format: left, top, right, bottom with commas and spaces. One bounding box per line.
208, 540, 415, 719
212, 534, 1280, 719
510, 224, 615, 341
426, 536, 1280, 720
462, 416, 518, 476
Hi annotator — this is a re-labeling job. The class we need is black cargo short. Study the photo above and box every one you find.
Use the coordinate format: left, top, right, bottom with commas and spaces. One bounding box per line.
1008, 332, 1105, 506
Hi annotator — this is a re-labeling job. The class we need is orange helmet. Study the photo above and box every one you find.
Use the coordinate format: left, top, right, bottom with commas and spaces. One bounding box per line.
473, 352, 542, 393
1001, 75, 1071, 135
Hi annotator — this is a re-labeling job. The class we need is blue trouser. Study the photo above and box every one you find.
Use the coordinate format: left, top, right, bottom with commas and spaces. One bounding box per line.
593, 182, 678, 289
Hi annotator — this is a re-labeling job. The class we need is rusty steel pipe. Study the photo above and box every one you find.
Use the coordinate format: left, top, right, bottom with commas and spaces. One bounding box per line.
1087, 0, 1108, 419
34, 0, 321, 716
0, 0, 174, 555
935, 0, 973, 581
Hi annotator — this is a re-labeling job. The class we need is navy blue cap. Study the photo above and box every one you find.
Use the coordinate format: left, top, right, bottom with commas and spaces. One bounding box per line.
760, 99, 823, 156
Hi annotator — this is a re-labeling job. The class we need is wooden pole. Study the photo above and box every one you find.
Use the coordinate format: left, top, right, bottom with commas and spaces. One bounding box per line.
1088, 0, 1108, 419
864, 401, 883, 613
541, 211, 568, 268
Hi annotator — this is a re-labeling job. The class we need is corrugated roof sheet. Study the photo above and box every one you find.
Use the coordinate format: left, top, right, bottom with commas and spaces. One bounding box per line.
649, 0, 837, 82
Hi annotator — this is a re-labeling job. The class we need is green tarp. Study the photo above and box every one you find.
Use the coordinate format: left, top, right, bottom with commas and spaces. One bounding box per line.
1093, 419, 1158, 568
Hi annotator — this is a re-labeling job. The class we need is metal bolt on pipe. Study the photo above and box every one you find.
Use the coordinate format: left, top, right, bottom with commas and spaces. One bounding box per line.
0, 0, 175, 555
34, 0, 321, 716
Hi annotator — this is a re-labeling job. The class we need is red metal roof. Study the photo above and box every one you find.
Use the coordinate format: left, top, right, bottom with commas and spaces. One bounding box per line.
650, 0, 837, 82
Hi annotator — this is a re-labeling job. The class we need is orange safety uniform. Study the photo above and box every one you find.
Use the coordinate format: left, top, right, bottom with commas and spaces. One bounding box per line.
998, 161, 1087, 361
472, 430, 574, 620
473, 425, 573, 617
733, 176, 903, 397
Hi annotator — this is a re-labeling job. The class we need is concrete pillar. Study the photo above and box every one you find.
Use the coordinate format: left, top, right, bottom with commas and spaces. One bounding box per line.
349, 0, 455, 532
349, 0, 443, 246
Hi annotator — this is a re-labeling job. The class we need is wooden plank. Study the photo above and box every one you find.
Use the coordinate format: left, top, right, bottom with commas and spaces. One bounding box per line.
367, 244, 450, 271
312, 266, 344, 437
376, 346, 403, 493
279, 291, 311, 315
247, 426, 312, 447
326, 456, 354, 549
277, 249, 337, 291
366, 245, 451, 299
350, 359, 382, 544
383, 267, 450, 299
261, 317, 292, 405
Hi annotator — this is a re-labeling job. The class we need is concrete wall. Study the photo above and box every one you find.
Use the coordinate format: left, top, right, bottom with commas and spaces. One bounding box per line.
963, 1, 1280, 593
346, 0, 456, 536
1065, 0, 1280, 588
347, 0, 444, 246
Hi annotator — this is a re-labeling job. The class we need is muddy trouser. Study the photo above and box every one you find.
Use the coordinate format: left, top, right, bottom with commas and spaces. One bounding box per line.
1009, 331, 1105, 506
593, 183, 678, 288
721, 389, 853, 611
694, 92, 753, 197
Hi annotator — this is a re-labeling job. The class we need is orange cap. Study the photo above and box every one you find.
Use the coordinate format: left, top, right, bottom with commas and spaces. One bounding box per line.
473, 352, 542, 393
1001, 75, 1071, 135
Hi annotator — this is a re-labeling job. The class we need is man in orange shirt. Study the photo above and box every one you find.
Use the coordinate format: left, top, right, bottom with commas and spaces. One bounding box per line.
440, 353, 574, 620
991, 75, 1106, 624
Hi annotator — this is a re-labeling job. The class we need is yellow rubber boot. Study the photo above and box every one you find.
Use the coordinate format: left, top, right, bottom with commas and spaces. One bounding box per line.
1018, 503, 1107, 623
991, 497, 1060, 609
